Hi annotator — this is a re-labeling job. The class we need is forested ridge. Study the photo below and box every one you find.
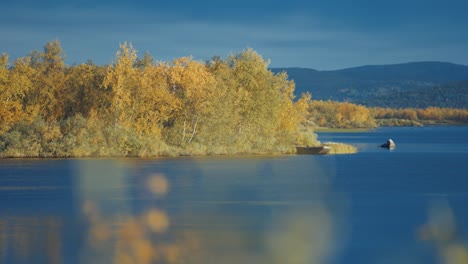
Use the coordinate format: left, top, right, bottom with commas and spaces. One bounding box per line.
358, 80, 468, 108
0, 41, 318, 157
272, 63, 468, 108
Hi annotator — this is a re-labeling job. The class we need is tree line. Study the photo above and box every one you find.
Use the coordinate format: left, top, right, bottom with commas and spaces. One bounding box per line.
307, 100, 468, 128
0, 41, 317, 157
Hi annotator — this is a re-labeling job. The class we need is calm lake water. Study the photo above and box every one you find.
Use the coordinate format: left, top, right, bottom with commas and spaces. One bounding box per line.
0, 126, 467, 264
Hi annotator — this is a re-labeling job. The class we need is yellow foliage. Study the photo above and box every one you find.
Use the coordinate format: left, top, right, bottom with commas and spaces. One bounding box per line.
132, 63, 180, 137
308, 100, 376, 128
146, 173, 170, 196
0, 56, 36, 133
103, 42, 138, 127
145, 209, 170, 234
374, 107, 468, 123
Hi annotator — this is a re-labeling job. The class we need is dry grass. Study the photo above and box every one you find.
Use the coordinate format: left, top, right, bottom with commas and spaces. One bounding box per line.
322, 142, 358, 154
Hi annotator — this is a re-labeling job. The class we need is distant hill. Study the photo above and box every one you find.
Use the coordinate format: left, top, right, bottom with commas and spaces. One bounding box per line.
360, 80, 468, 108
271, 62, 468, 108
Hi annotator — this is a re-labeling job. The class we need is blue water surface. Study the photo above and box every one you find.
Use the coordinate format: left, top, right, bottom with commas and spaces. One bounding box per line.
318, 126, 468, 263
0, 126, 467, 264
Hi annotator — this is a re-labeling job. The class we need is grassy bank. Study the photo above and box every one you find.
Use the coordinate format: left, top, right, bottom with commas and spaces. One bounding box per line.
322, 142, 358, 154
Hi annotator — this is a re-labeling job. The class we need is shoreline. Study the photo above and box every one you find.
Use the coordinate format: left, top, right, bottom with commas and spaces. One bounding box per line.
0, 150, 356, 159
315, 121, 468, 133
0, 143, 358, 159
3, 124, 465, 159
314, 127, 374, 133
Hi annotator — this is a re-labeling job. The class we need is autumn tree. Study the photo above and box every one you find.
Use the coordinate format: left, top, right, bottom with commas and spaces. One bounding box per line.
203, 56, 244, 148
308, 100, 376, 128
64, 63, 108, 119
226, 49, 284, 150
134, 51, 154, 69
204, 49, 317, 151
132, 61, 180, 137
0, 55, 40, 134
102, 42, 139, 128
0, 53, 13, 133
164, 57, 216, 145
25, 40, 68, 121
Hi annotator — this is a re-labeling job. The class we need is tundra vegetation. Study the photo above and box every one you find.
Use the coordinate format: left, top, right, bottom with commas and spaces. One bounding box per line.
0, 41, 318, 157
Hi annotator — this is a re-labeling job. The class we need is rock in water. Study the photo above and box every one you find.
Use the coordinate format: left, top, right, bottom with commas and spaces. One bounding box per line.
381, 139, 396, 149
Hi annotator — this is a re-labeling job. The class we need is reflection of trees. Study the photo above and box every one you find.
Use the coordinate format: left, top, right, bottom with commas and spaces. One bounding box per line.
418, 200, 468, 264
0, 220, 6, 262
0, 217, 62, 264
80, 173, 202, 264
80, 158, 339, 264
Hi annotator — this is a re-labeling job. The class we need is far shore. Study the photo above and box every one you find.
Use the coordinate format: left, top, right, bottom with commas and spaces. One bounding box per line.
314, 127, 373, 133
315, 120, 468, 133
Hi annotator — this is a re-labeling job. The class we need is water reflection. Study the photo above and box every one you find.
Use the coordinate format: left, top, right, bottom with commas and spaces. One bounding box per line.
77, 158, 341, 264
418, 199, 468, 264
0, 157, 466, 263
0, 158, 341, 264
0, 217, 62, 264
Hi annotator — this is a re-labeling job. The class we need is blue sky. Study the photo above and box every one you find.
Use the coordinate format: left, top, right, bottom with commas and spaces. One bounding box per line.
1, 0, 468, 69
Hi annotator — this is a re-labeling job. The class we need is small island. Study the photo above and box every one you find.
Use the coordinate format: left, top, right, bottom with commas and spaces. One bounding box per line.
0, 41, 354, 158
